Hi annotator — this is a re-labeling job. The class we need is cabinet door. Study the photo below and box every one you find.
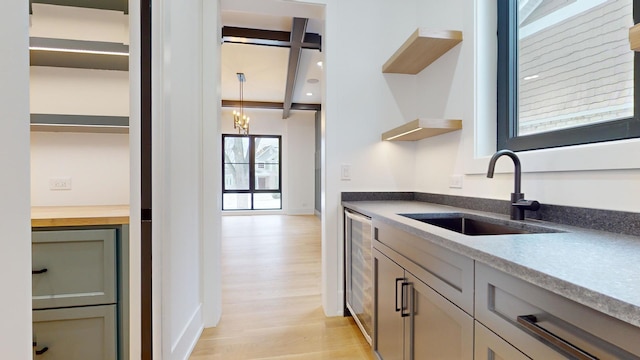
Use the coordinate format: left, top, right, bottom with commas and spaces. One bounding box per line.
33, 305, 117, 360
373, 249, 405, 360
474, 321, 530, 360
407, 272, 473, 360
32, 229, 116, 309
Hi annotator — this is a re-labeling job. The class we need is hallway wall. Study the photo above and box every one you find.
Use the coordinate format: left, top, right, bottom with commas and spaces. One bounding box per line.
0, 0, 33, 358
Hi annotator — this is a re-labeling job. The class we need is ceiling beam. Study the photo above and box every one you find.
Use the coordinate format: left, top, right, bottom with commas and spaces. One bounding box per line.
29, 0, 128, 14
282, 18, 308, 119
222, 100, 320, 112
222, 26, 321, 51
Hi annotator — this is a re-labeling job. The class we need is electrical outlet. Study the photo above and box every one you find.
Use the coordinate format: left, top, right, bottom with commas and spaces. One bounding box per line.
449, 175, 463, 189
341, 164, 351, 181
49, 177, 72, 190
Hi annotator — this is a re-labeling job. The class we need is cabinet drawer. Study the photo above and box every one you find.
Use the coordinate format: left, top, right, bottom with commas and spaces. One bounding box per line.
32, 229, 116, 309
33, 305, 117, 360
474, 321, 530, 360
476, 263, 640, 359
373, 220, 474, 314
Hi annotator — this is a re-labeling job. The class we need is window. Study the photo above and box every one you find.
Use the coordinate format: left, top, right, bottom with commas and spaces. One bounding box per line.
223, 134, 282, 210
497, 0, 640, 151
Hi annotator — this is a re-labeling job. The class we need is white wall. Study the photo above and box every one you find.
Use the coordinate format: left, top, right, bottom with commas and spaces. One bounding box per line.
0, 0, 33, 358
286, 112, 316, 214
29, 3, 128, 44
202, 0, 223, 329
30, 67, 129, 116
30, 132, 130, 206
412, 0, 640, 212
150, 0, 221, 358
318, 0, 422, 316
221, 108, 316, 215
30, 64, 130, 207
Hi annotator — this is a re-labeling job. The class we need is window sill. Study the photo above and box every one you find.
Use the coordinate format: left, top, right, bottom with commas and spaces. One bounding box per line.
465, 137, 640, 175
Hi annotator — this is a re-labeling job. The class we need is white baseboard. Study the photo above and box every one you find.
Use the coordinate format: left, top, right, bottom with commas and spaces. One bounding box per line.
171, 304, 204, 360
287, 208, 315, 215
221, 210, 284, 216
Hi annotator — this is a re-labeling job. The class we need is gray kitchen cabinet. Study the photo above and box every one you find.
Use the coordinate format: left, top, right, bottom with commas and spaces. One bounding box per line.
32, 305, 116, 359
476, 262, 640, 359
373, 220, 474, 314
32, 229, 116, 309
373, 220, 473, 360
474, 321, 530, 360
373, 248, 405, 360
32, 226, 127, 360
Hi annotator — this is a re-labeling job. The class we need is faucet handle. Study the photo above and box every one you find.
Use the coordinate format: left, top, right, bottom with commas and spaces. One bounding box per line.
513, 199, 540, 211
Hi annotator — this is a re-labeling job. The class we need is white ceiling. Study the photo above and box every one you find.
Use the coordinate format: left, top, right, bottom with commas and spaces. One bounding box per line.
29, 0, 325, 111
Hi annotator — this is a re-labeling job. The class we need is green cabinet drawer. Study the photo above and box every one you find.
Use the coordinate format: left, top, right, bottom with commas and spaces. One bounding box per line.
32, 229, 116, 309
33, 305, 117, 360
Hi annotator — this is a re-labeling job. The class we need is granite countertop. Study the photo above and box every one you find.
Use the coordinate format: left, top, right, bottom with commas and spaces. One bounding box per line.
31, 205, 130, 227
342, 200, 640, 328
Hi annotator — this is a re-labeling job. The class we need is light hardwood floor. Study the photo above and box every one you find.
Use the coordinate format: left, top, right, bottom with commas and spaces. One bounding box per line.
190, 215, 374, 360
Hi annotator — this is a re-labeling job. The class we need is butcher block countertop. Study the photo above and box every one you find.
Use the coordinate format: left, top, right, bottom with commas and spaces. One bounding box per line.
31, 205, 130, 227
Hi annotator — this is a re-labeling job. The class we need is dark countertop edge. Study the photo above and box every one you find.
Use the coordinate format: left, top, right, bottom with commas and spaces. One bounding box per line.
342, 199, 640, 329
342, 191, 640, 237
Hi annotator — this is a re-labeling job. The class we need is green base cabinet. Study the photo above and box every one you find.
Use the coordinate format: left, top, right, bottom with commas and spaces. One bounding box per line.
33, 305, 116, 359
32, 226, 128, 360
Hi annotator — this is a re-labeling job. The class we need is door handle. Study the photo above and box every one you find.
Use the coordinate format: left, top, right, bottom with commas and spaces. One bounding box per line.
395, 278, 404, 312
517, 315, 598, 360
32, 268, 48, 275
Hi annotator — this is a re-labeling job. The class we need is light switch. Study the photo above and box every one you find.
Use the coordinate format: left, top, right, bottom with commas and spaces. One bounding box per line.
341, 164, 351, 181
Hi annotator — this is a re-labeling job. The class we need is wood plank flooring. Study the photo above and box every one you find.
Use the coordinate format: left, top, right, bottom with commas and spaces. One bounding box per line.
190, 215, 374, 360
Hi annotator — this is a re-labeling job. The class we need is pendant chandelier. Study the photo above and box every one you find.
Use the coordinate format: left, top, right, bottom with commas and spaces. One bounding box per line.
233, 72, 250, 134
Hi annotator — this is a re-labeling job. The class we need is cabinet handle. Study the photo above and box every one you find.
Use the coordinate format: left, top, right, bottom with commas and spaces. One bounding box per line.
517, 315, 599, 360
395, 278, 404, 312
407, 283, 415, 360
400, 282, 410, 317
32, 268, 48, 275
35, 346, 49, 355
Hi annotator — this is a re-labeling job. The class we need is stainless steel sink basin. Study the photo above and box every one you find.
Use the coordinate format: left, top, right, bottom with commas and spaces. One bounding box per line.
400, 213, 561, 236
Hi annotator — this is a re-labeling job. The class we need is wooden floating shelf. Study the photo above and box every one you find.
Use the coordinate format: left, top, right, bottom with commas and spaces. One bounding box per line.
382, 118, 462, 141
629, 23, 640, 51
383, 28, 463, 74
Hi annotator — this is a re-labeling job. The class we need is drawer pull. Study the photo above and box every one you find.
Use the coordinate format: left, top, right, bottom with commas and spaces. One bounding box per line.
517, 315, 598, 360
35, 346, 49, 355
32, 268, 48, 275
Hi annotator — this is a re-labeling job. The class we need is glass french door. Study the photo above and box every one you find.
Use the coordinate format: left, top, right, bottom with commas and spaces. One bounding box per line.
222, 134, 282, 210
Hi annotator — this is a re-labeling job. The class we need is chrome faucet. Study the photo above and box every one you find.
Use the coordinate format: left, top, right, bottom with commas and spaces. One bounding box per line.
487, 149, 540, 220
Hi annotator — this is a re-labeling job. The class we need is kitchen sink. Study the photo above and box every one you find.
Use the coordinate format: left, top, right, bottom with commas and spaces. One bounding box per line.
400, 213, 561, 236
